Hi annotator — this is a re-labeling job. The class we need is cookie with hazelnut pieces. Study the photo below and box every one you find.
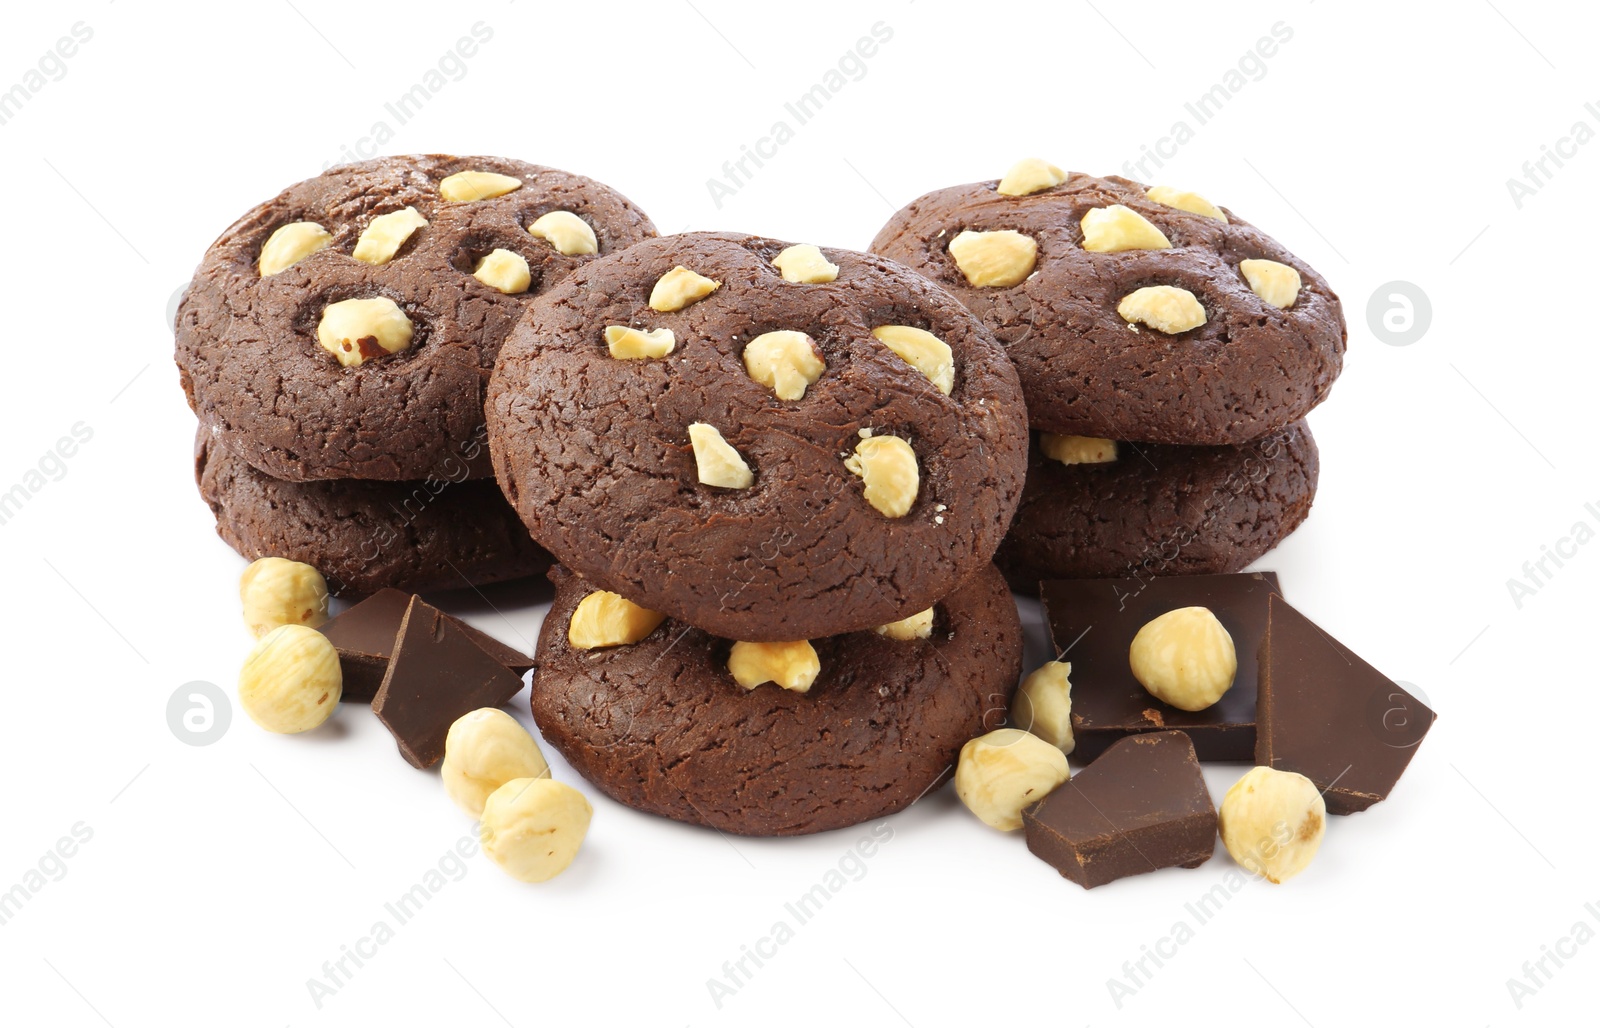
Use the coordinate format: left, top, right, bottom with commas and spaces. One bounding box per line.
870, 167, 1345, 444
995, 421, 1318, 589
195, 426, 550, 597
529, 563, 1022, 837
175, 154, 656, 481
487, 232, 1030, 642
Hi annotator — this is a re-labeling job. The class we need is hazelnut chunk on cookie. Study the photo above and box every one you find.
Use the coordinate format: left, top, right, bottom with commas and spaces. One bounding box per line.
568, 590, 667, 650
688, 423, 754, 489
353, 207, 428, 265
997, 158, 1066, 197
1240, 259, 1301, 309
650, 265, 722, 312
605, 325, 676, 360
316, 297, 414, 367
1080, 205, 1171, 253
1117, 286, 1207, 335
1146, 185, 1227, 223
772, 244, 839, 283
743, 331, 825, 400
439, 170, 522, 201
259, 222, 333, 276
529, 211, 598, 256
845, 435, 919, 518
871, 326, 954, 395
948, 229, 1037, 287
728, 640, 821, 693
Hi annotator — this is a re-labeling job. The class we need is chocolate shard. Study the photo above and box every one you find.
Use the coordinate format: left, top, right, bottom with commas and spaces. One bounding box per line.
320, 588, 532, 703
1040, 572, 1281, 761
1257, 594, 1435, 815
372, 597, 525, 768
1023, 731, 1216, 889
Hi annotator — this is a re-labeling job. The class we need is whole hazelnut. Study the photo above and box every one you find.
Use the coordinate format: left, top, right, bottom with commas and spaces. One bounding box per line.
954, 728, 1070, 831
443, 709, 551, 818
238, 625, 342, 734
239, 557, 329, 639
480, 777, 593, 883
1128, 606, 1237, 711
1219, 766, 1326, 884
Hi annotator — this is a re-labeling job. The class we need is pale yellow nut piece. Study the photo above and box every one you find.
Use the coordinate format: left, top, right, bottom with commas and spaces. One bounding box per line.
1219, 766, 1326, 884
604, 325, 676, 360
528, 210, 598, 256
688, 422, 753, 489
649, 265, 722, 312
954, 728, 1070, 831
479, 777, 593, 883
473, 248, 532, 294
1011, 660, 1074, 754
238, 625, 342, 734
1040, 434, 1117, 466
439, 170, 522, 201
997, 157, 1067, 197
567, 591, 666, 650
443, 708, 550, 818
875, 607, 934, 641
844, 435, 918, 518
1239, 258, 1302, 309
743, 330, 825, 400
316, 297, 414, 367
728, 640, 821, 693
352, 207, 428, 265
239, 557, 329, 639
948, 229, 1037, 287
1129, 606, 1237, 711
870, 325, 954, 395
258, 222, 332, 276
772, 244, 839, 283
1080, 204, 1172, 253
1117, 285, 1206, 334
1146, 185, 1228, 223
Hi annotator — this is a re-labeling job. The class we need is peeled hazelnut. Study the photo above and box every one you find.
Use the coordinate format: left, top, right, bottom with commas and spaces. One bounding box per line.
479, 777, 593, 883
1080, 204, 1172, 253
528, 210, 598, 256
473, 248, 532, 294
1117, 285, 1207, 334
954, 728, 1070, 831
352, 207, 428, 265
258, 222, 333, 276
688, 423, 754, 489
997, 158, 1066, 197
439, 170, 522, 201
1129, 606, 1237, 711
316, 297, 414, 367
728, 640, 820, 693
1240, 258, 1301, 309
870, 325, 954, 395
1011, 660, 1074, 754
443, 708, 550, 818
1146, 185, 1227, 223
875, 608, 934, 641
605, 324, 676, 360
1219, 766, 1326, 884
568, 591, 666, 650
772, 244, 839, 284
948, 229, 1037, 287
238, 625, 342, 734
239, 557, 329, 638
844, 435, 918, 518
743, 330, 825, 400
649, 265, 721, 312
1040, 434, 1117, 466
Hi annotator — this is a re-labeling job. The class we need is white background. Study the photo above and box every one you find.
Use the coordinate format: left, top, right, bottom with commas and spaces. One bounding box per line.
0, 1, 1592, 1025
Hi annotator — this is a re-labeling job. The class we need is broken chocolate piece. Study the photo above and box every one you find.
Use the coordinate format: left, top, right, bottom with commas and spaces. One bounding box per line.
1023, 731, 1216, 889
372, 596, 525, 768
1040, 573, 1281, 761
320, 588, 532, 703
1257, 594, 1435, 814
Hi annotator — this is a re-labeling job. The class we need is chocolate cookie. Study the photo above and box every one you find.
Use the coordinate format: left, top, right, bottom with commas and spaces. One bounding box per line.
530, 563, 1022, 836
488, 232, 1030, 642
870, 167, 1345, 445
996, 422, 1317, 588
176, 155, 656, 482
195, 426, 550, 597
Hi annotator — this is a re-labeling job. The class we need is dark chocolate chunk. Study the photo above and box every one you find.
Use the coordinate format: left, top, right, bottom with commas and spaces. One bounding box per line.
372, 597, 525, 768
1041, 572, 1281, 761
1257, 594, 1435, 814
320, 588, 532, 703
1023, 731, 1216, 889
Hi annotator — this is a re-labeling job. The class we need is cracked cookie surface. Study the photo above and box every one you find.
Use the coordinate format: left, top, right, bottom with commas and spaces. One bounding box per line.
487, 231, 1030, 642
530, 563, 1021, 837
996, 421, 1318, 588
175, 154, 656, 481
870, 172, 1345, 445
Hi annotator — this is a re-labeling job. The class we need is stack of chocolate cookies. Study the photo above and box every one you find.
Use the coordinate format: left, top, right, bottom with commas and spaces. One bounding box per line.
175, 155, 657, 596
871, 164, 1345, 585
486, 232, 1033, 835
